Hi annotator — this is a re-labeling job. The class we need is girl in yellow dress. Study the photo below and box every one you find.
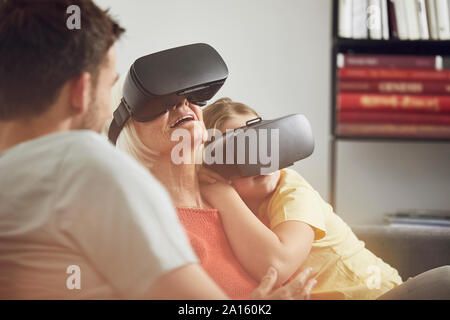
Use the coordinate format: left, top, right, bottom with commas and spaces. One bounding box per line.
200, 97, 403, 300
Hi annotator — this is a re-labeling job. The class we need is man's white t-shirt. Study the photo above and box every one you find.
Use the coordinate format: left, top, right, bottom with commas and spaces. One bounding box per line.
0, 130, 197, 299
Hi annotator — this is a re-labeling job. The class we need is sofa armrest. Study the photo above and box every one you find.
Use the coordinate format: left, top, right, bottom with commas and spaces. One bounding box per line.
351, 225, 450, 279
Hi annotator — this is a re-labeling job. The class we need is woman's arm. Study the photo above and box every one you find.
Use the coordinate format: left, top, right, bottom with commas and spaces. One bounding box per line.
146, 263, 317, 300
201, 182, 314, 286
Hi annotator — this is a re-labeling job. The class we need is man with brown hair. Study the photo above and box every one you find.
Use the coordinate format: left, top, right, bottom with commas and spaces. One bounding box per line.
0, 0, 315, 299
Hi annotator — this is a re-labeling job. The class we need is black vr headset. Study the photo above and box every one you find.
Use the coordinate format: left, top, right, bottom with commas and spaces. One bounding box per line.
204, 114, 314, 178
108, 43, 229, 144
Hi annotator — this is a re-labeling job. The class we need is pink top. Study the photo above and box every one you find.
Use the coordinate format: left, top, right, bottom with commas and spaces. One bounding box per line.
176, 207, 257, 299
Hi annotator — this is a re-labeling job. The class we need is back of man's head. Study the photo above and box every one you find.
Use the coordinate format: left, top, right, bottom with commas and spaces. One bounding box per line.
0, 0, 124, 121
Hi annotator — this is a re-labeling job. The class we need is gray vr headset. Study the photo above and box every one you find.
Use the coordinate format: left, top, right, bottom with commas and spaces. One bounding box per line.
204, 114, 315, 178
108, 43, 314, 177
108, 43, 229, 144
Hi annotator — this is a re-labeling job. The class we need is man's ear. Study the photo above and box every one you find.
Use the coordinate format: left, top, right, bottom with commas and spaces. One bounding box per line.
69, 72, 92, 116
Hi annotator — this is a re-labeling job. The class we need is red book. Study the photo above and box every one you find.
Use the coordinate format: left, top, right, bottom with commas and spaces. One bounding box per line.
338, 111, 450, 125
338, 54, 438, 69
338, 67, 450, 81
338, 93, 450, 113
337, 123, 450, 139
338, 80, 450, 94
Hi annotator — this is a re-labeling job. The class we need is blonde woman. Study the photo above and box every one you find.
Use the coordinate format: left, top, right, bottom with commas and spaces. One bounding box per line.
108, 80, 317, 299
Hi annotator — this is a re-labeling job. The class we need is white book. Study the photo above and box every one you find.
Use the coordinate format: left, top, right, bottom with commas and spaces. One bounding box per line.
338, 0, 353, 38
416, 0, 430, 39
404, 0, 421, 39
449, 0, 450, 35
389, 223, 450, 230
352, 0, 369, 38
368, 0, 383, 38
381, 0, 390, 39
393, 0, 409, 39
426, 0, 439, 39
435, 0, 450, 39
448, 0, 450, 34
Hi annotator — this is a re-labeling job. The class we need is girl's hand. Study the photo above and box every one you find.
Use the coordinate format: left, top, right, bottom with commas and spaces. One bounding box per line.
199, 176, 237, 210
198, 165, 231, 185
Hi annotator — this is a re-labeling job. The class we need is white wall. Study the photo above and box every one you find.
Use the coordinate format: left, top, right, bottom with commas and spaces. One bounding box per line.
96, 0, 450, 225
337, 141, 450, 225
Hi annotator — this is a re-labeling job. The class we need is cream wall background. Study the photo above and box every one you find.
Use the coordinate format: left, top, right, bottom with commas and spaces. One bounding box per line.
97, 0, 450, 225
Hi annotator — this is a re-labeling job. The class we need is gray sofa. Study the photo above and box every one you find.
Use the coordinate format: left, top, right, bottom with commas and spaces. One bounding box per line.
352, 225, 450, 280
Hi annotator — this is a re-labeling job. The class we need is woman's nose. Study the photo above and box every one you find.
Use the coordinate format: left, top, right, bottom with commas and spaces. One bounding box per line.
172, 99, 189, 110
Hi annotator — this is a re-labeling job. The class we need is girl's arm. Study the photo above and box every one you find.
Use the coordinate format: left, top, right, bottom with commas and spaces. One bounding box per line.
201, 182, 314, 286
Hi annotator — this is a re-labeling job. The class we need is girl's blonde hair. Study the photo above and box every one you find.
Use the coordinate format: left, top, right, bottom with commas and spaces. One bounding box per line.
203, 97, 259, 131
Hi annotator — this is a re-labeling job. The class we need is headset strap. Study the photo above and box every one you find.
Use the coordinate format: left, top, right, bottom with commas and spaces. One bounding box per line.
108, 99, 131, 145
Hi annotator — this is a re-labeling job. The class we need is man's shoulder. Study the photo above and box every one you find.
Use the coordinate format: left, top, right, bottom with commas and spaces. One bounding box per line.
0, 130, 124, 174
63, 130, 121, 160
59, 130, 150, 182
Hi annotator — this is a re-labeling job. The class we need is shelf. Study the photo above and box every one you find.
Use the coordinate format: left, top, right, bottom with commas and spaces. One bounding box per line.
333, 136, 450, 143
328, 0, 450, 209
333, 38, 450, 55
330, 38, 450, 138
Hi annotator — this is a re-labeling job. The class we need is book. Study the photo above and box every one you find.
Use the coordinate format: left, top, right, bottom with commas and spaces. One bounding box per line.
404, 0, 421, 39
387, 223, 450, 229
393, 0, 409, 39
448, 0, 450, 35
381, 0, 390, 39
338, 67, 450, 81
426, 0, 440, 39
388, 209, 450, 220
444, 56, 450, 69
337, 54, 440, 69
436, 0, 450, 39
338, 111, 450, 125
336, 123, 450, 138
338, 93, 450, 112
416, 0, 430, 39
353, 0, 369, 38
338, 0, 353, 38
368, 0, 383, 39
385, 210, 450, 227
338, 80, 450, 94
388, 0, 399, 39
386, 217, 450, 227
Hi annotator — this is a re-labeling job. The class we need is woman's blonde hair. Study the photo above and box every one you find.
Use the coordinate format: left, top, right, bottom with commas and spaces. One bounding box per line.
105, 75, 160, 169
116, 119, 160, 169
203, 97, 259, 131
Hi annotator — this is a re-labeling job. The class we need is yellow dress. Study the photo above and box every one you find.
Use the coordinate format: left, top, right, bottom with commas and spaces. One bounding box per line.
257, 169, 403, 299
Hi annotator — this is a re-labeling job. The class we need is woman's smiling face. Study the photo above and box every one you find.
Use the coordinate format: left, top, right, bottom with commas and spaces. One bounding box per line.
133, 99, 207, 157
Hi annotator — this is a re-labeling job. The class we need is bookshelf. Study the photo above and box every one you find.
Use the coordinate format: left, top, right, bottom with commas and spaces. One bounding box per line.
329, 0, 450, 208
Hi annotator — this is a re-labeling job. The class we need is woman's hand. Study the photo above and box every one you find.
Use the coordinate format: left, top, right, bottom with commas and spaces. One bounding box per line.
251, 267, 317, 300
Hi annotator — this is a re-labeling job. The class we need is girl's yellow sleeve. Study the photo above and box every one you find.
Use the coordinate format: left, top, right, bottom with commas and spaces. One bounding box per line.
264, 169, 327, 240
